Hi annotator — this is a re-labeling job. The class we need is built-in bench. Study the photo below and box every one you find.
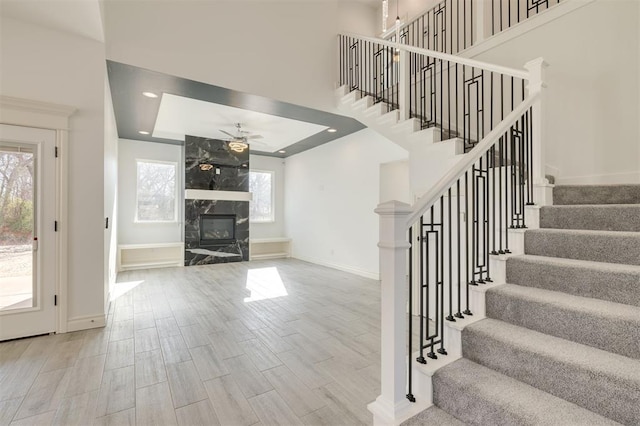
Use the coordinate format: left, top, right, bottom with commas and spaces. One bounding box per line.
117, 243, 184, 271
249, 238, 292, 260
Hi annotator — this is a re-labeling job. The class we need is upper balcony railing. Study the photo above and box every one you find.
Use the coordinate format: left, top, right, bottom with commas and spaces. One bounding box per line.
383, 0, 564, 55
491, 0, 562, 36
338, 33, 529, 150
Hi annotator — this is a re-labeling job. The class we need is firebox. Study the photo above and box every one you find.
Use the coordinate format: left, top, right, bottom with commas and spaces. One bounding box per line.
199, 214, 236, 247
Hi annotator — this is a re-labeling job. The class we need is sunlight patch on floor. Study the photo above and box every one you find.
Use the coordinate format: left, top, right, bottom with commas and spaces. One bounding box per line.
244, 267, 288, 302
111, 280, 144, 301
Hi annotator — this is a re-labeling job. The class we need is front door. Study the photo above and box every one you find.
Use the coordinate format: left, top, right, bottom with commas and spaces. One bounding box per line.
0, 124, 57, 341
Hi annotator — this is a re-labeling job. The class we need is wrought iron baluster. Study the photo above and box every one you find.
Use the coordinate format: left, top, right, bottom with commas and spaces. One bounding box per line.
407, 226, 415, 402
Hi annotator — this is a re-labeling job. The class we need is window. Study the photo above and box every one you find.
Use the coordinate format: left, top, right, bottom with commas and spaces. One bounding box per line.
136, 160, 177, 222
249, 170, 274, 222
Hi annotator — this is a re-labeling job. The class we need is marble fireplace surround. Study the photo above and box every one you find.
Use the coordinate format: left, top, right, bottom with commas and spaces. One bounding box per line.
184, 136, 251, 266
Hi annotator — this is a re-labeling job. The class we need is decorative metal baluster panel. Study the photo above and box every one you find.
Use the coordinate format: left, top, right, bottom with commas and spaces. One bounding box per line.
349, 40, 359, 92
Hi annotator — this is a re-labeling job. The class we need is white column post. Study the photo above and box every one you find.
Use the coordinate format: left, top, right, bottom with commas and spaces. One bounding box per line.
399, 50, 411, 121
474, 0, 487, 45
368, 200, 413, 425
524, 57, 552, 205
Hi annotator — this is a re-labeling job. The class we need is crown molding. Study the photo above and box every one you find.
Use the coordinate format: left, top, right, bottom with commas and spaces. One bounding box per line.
0, 95, 76, 130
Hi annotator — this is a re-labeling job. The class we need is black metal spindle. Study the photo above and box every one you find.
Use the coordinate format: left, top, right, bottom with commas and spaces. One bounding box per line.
484, 149, 492, 282
455, 178, 464, 318
418, 215, 426, 364
463, 170, 472, 315
438, 197, 447, 355
446, 188, 454, 322
407, 226, 415, 402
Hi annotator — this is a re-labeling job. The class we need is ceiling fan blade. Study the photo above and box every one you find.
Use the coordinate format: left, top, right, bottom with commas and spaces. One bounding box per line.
246, 134, 263, 140
219, 130, 235, 138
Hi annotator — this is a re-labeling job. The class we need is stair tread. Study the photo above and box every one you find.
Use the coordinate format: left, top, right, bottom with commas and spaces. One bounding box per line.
524, 228, 640, 266
487, 283, 640, 358
543, 203, 640, 208
434, 358, 620, 426
401, 405, 465, 426
491, 283, 640, 321
527, 227, 640, 237
463, 319, 640, 424
465, 318, 640, 385
540, 204, 640, 232
553, 184, 640, 205
511, 254, 640, 274
506, 255, 640, 307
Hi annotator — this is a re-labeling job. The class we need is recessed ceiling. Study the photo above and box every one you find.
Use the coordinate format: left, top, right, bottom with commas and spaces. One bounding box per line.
107, 60, 365, 158
152, 94, 329, 152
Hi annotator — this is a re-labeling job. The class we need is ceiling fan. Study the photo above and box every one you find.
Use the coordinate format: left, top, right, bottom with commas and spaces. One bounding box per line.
219, 123, 263, 152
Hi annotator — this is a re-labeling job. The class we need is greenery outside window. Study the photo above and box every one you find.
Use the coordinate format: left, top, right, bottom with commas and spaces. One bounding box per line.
249, 170, 274, 223
136, 159, 177, 222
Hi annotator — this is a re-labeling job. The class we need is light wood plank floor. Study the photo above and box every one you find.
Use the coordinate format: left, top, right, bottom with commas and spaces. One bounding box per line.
0, 259, 383, 425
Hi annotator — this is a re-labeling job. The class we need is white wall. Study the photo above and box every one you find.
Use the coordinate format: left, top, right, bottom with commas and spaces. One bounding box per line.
0, 17, 106, 323
285, 129, 407, 280
117, 139, 183, 245
338, 1, 379, 37
104, 1, 376, 114
375, 0, 442, 35
104, 76, 118, 309
467, 0, 640, 184
250, 155, 286, 239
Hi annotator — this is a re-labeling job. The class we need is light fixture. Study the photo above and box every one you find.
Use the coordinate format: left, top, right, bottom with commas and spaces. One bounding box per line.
327, 128, 337, 133
142, 92, 158, 98
278, 150, 286, 153
382, 0, 389, 32
199, 164, 214, 171
228, 140, 248, 153
138, 130, 150, 135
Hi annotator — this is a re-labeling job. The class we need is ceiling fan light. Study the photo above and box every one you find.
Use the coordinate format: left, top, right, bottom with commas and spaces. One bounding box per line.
228, 140, 248, 152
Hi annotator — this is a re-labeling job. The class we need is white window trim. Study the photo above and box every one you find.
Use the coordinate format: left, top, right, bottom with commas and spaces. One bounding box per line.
249, 169, 275, 223
134, 158, 179, 223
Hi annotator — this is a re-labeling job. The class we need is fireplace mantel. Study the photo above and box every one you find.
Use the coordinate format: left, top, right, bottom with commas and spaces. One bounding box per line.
185, 189, 252, 202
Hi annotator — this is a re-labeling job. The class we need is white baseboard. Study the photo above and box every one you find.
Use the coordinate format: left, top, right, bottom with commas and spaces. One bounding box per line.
292, 255, 380, 281
556, 170, 640, 185
67, 314, 106, 332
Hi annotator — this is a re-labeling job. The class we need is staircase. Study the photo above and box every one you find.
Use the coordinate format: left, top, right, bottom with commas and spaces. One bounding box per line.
403, 184, 640, 425
336, 86, 466, 196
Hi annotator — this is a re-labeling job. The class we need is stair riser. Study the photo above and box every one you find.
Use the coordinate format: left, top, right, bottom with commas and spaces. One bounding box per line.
525, 230, 640, 266
485, 289, 640, 359
553, 185, 640, 205
506, 257, 640, 307
462, 328, 640, 425
540, 206, 640, 232
432, 374, 533, 426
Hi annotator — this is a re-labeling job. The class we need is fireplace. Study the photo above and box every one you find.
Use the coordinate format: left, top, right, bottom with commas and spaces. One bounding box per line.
199, 214, 236, 246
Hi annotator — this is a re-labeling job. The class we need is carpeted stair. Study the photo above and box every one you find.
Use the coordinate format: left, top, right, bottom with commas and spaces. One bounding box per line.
405, 184, 640, 425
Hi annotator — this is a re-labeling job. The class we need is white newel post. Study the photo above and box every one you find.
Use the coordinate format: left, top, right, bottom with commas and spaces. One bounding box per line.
369, 200, 413, 426
524, 57, 552, 206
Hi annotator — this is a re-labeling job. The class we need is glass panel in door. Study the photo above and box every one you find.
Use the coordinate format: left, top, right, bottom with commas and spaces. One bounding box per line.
0, 146, 35, 311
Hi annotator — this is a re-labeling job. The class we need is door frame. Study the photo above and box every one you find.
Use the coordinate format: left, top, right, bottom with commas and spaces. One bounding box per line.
0, 95, 75, 334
